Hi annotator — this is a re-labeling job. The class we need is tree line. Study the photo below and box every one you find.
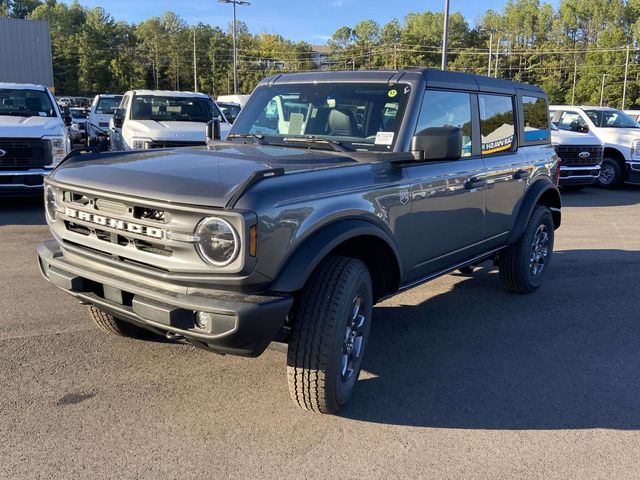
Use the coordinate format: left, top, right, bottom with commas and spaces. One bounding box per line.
2, 0, 640, 107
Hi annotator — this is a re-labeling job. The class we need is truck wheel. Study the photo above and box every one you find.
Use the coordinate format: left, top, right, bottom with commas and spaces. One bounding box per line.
287, 255, 373, 414
499, 206, 554, 294
598, 158, 623, 188
87, 306, 148, 337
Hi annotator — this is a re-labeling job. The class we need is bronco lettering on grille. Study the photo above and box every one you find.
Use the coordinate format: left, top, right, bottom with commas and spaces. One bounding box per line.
65, 207, 165, 239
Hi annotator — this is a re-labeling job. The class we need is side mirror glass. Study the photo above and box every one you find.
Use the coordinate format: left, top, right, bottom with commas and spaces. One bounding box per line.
206, 119, 221, 142
113, 108, 124, 129
411, 127, 462, 161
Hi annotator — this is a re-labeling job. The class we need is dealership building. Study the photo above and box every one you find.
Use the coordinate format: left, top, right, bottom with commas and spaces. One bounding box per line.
0, 17, 54, 89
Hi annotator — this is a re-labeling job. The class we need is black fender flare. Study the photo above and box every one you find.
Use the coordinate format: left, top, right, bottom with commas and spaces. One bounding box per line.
270, 218, 403, 293
508, 180, 561, 244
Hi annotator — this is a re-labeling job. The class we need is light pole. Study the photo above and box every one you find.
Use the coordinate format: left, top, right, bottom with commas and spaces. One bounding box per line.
600, 74, 607, 107
441, 0, 450, 70
219, 0, 250, 95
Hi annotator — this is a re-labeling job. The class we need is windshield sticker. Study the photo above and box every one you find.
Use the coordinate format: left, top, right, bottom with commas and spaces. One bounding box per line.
388, 89, 398, 98
38, 112, 47, 116
375, 131, 394, 145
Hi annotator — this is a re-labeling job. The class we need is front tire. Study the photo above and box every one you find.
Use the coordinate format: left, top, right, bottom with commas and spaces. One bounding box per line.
598, 158, 624, 188
287, 255, 373, 414
87, 306, 148, 337
499, 206, 554, 294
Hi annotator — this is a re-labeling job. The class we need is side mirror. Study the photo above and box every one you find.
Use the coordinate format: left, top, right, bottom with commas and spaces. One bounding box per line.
206, 119, 221, 142
112, 108, 124, 129
61, 106, 73, 127
411, 127, 462, 161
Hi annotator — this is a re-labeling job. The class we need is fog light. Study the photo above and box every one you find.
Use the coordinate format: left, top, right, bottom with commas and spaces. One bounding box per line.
195, 311, 213, 330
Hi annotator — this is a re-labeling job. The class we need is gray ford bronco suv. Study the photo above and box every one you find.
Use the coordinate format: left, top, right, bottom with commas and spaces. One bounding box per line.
38, 69, 561, 414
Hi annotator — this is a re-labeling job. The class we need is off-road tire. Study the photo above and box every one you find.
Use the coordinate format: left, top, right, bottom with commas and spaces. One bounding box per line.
500, 206, 554, 294
287, 255, 372, 414
598, 157, 624, 189
87, 306, 148, 337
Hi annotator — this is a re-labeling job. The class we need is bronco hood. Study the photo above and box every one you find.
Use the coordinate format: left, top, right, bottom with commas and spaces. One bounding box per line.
50, 143, 359, 207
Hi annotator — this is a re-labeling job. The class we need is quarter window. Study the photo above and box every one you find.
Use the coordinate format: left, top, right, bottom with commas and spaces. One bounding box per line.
522, 96, 549, 142
415, 90, 473, 157
479, 94, 515, 155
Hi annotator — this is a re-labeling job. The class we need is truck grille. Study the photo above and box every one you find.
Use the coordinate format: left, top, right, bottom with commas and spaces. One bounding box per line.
554, 145, 603, 166
0, 138, 51, 170
50, 185, 214, 274
147, 140, 205, 149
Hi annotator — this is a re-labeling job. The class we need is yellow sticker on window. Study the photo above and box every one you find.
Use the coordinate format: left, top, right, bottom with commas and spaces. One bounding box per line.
388, 89, 398, 98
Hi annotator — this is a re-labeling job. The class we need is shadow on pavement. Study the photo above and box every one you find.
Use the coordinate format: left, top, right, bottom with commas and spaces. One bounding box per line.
561, 184, 640, 208
0, 196, 45, 226
344, 249, 640, 429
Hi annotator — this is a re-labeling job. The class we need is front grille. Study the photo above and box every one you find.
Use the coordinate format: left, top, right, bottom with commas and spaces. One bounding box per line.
0, 138, 51, 170
555, 145, 603, 166
147, 140, 205, 149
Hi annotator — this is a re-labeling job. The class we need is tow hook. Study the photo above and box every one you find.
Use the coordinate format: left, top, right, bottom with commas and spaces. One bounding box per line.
165, 331, 184, 341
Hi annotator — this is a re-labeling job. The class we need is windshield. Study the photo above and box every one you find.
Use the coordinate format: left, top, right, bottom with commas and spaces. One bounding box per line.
219, 103, 241, 123
0, 88, 57, 118
95, 96, 123, 115
230, 83, 412, 151
584, 109, 639, 128
130, 95, 216, 122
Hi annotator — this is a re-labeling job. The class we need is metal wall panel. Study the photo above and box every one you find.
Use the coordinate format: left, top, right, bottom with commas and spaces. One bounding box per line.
0, 17, 54, 88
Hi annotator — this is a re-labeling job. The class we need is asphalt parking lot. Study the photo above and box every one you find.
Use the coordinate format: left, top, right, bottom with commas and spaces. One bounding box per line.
1, 187, 640, 479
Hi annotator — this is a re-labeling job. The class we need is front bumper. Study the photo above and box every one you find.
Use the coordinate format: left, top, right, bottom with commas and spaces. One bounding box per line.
628, 160, 640, 184
0, 168, 51, 192
37, 239, 293, 357
559, 164, 601, 186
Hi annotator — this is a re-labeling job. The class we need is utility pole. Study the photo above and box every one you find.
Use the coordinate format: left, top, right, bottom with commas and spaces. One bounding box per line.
193, 29, 198, 92
393, 43, 397, 70
487, 31, 493, 77
219, 0, 251, 95
571, 59, 577, 105
494, 36, 502, 78
622, 44, 630, 110
441, 0, 450, 70
600, 74, 607, 107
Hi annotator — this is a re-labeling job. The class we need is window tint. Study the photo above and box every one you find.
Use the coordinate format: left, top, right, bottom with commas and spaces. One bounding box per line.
415, 90, 473, 157
479, 94, 515, 155
522, 96, 549, 142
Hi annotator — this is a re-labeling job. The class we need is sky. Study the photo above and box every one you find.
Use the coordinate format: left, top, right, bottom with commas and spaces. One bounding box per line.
61, 0, 558, 44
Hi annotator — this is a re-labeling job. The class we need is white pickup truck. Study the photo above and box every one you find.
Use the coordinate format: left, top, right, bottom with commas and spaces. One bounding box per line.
109, 90, 230, 151
86, 94, 122, 149
549, 124, 603, 190
550, 105, 640, 187
0, 82, 71, 192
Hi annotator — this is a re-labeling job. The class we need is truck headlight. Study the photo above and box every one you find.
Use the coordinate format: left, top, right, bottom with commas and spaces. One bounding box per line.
195, 217, 239, 267
44, 136, 68, 166
131, 137, 153, 149
632, 140, 640, 160
44, 184, 59, 222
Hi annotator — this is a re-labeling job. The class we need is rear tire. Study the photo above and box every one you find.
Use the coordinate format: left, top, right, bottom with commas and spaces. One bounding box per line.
500, 206, 554, 294
287, 255, 373, 414
598, 157, 624, 188
87, 306, 148, 337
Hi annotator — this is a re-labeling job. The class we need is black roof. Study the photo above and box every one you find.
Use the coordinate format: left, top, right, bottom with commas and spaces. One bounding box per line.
259, 68, 545, 96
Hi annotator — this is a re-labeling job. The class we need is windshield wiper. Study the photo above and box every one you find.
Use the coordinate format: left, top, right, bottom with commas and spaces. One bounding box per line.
227, 133, 267, 145
282, 136, 347, 152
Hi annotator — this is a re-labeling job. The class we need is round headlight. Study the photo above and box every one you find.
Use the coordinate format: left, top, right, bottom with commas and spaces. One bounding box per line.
45, 185, 58, 222
195, 217, 239, 267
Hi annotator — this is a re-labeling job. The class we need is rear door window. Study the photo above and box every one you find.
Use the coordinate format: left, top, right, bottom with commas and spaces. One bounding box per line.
479, 94, 515, 155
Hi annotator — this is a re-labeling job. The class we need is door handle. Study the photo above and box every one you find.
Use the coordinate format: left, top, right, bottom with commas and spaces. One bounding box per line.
513, 169, 530, 180
464, 176, 487, 190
